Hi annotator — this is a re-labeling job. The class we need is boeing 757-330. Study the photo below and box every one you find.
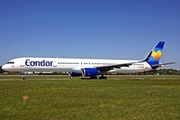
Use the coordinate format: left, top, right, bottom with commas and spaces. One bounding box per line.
2, 41, 176, 79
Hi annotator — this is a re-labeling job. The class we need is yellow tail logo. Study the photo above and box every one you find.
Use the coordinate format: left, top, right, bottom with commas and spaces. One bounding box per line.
151, 50, 162, 60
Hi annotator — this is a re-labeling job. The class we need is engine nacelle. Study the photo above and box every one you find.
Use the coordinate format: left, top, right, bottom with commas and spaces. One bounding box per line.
69, 72, 82, 77
82, 68, 99, 76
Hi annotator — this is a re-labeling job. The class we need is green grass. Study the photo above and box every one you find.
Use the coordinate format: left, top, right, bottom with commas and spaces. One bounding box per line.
0, 75, 180, 120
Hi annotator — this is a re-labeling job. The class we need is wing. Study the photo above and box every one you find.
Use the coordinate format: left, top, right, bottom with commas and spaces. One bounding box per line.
95, 61, 143, 72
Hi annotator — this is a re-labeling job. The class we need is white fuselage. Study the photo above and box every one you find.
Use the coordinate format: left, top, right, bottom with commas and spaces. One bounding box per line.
2, 41, 175, 78
2, 57, 152, 73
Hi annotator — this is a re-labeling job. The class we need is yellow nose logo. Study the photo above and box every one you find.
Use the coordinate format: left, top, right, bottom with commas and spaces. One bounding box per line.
151, 50, 162, 60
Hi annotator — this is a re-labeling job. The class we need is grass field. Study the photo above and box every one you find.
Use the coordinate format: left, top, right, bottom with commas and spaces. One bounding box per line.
0, 75, 180, 120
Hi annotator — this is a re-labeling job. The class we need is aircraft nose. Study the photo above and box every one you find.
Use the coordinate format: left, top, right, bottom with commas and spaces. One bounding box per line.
2, 65, 7, 71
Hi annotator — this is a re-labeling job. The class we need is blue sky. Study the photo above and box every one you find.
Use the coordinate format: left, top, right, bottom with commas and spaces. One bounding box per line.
0, 0, 179, 69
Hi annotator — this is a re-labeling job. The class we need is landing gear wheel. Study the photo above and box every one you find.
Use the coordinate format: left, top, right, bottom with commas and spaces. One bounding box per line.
21, 73, 26, 80
23, 77, 26, 80
99, 76, 107, 79
90, 76, 97, 79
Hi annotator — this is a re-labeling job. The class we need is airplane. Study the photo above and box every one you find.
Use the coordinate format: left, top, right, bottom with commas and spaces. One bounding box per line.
2, 41, 176, 80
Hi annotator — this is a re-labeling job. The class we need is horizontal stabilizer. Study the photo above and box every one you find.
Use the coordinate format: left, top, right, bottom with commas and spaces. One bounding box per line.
152, 62, 177, 67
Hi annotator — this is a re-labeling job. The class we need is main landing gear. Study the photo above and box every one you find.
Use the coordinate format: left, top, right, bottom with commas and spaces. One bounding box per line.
89, 76, 107, 79
99, 72, 107, 79
99, 76, 107, 79
90, 76, 98, 79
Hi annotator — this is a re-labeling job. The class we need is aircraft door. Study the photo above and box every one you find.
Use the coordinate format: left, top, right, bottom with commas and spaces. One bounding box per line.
53, 61, 57, 67
20, 60, 25, 67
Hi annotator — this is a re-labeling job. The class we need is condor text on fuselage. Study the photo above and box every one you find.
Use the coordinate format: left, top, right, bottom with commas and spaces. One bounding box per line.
25, 59, 53, 67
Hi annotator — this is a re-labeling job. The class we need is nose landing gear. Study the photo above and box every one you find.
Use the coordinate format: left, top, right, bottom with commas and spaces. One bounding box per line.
21, 73, 26, 80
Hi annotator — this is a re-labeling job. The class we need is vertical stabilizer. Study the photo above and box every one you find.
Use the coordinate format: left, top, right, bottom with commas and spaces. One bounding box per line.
144, 41, 165, 69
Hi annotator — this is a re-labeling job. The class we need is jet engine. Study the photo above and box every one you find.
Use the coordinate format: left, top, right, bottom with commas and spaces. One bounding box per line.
82, 68, 100, 76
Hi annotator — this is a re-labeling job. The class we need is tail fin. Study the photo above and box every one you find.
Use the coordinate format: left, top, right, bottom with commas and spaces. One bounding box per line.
144, 41, 165, 69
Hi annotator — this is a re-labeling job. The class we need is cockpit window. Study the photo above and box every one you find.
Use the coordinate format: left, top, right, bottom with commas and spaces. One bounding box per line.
7, 61, 14, 64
